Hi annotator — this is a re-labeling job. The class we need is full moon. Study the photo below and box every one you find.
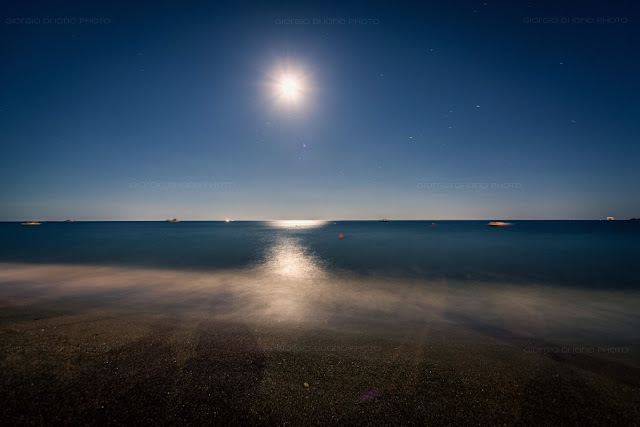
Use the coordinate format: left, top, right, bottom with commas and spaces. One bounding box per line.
265, 63, 310, 108
280, 77, 300, 99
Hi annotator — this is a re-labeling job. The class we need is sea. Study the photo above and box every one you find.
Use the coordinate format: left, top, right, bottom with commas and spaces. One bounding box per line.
1, 220, 638, 344
1, 220, 638, 289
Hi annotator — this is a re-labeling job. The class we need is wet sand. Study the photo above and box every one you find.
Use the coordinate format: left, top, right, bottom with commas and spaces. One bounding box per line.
0, 263, 638, 425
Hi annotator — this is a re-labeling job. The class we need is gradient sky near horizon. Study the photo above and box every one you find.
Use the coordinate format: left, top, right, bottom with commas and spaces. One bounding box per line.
1, 0, 638, 220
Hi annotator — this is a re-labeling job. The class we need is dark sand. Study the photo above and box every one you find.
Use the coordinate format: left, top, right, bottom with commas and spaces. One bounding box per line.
1, 307, 638, 426
0, 263, 638, 425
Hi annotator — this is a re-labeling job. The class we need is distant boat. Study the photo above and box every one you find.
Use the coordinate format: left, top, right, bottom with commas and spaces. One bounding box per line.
65, 219, 76, 223
379, 219, 389, 222
606, 216, 615, 221
166, 218, 180, 223
21, 221, 41, 226
429, 222, 436, 227
488, 221, 512, 227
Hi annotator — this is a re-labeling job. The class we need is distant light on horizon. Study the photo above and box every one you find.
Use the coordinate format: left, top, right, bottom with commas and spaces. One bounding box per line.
270, 220, 327, 229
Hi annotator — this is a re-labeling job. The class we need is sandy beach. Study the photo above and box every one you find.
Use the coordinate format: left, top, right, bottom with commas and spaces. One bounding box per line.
1, 263, 638, 425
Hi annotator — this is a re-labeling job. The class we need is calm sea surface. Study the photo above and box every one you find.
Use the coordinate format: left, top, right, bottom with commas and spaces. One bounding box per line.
1, 220, 638, 289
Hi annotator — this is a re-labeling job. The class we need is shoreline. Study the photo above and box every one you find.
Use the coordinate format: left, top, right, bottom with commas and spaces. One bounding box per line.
0, 262, 638, 424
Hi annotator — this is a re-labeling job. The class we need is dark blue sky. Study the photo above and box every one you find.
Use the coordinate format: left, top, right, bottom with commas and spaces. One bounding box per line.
1, 1, 638, 220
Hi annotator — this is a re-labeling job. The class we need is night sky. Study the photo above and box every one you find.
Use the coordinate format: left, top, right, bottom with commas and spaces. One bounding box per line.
1, 1, 638, 220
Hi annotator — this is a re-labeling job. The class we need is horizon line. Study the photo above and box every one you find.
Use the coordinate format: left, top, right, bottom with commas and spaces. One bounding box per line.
1, 218, 632, 222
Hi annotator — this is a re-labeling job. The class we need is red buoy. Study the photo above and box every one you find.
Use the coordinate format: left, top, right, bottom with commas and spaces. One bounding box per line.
339, 234, 343, 239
